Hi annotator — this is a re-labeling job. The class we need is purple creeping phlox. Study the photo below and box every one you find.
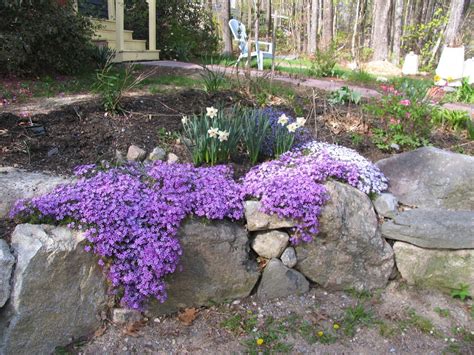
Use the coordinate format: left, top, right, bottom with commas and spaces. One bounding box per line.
10, 140, 387, 308
10, 161, 243, 310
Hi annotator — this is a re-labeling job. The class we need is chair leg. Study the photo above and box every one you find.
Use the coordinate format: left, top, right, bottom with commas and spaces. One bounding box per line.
257, 52, 264, 71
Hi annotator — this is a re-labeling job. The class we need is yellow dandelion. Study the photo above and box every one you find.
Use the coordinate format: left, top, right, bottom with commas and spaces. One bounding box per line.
447, 76, 454, 82
317, 331, 324, 337
333, 323, 340, 330
434, 74, 441, 82
256, 338, 264, 346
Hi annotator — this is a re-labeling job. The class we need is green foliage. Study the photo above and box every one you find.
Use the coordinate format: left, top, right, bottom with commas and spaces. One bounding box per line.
124, 0, 219, 60
451, 283, 471, 301
91, 46, 116, 70
345, 70, 376, 85
342, 304, 374, 337
402, 309, 435, 334
434, 307, 450, 318
432, 108, 473, 139
390, 77, 433, 102
242, 316, 293, 354
181, 106, 242, 165
402, 8, 449, 70
445, 79, 474, 104
0, 0, 95, 75
199, 65, 227, 94
93, 62, 149, 114
309, 47, 338, 77
365, 94, 433, 150
329, 86, 361, 105
241, 109, 271, 164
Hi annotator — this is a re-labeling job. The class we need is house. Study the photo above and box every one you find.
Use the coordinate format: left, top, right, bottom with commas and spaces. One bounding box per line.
78, 0, 160, 62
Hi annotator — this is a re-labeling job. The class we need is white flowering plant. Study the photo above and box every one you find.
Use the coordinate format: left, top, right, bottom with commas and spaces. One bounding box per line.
274, 114, 307, 157
181, 106, 242, 165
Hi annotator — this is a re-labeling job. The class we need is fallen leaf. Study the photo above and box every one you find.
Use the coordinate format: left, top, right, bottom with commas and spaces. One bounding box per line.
178, 307, 199, 326
93, 325, 107, 338
122, 320, 145, 337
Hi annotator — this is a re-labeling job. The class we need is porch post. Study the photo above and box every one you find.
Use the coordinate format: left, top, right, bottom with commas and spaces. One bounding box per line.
107, 0, 116, 20
115, 0, 124, 51
147, 0, 157, 51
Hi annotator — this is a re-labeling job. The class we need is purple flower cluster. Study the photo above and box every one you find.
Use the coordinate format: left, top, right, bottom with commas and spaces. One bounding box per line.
242, 149, 360, 244
10, 162, 242, 310
259, 108, 313, 157
299, 141, 388, 194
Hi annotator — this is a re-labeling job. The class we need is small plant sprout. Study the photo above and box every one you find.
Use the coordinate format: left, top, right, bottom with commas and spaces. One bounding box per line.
451, 283, 471, 301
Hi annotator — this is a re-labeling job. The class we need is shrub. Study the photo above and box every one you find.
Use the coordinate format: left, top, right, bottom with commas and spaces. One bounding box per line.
200, 64, 227, 94
11, 161, 243, 310
124, 0, 219, 60
329, 86, 361, 105
0, 0, 95, 75
309, 47, 337, 77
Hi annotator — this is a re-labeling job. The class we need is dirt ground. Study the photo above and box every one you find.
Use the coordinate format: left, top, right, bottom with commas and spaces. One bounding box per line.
76, 281, 473, 354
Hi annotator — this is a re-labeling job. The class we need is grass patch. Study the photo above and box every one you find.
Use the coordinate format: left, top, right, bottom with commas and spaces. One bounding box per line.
342, 303, 375, 337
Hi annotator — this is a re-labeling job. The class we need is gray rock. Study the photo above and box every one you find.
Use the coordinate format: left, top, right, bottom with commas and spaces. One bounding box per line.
280, 247, 297, 268
167, 153, 179, 164
115, 149, 126, 163
382, 209, 474, 249
0, 240, 14, 307
251, 230, 289, 259
126, 145, 146, 162
148, 147, 166, 161
47, 147, 59, 157
376, 147, 474, 210
0, 224, 108, 355
257, 259, 309, 300
0, 167, 70, 218
112, 308, 143, 325
147, 220, 259, 316
373, 193, 399, 218
296, 181, 394, 291
244, 201, 295, 231
394, 241, 474, 292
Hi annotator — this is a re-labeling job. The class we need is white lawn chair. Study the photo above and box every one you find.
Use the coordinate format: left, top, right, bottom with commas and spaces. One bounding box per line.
228, 19, 273, 71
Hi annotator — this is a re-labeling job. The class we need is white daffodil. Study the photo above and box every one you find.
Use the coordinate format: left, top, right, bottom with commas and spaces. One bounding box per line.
181, 115, 188, 125
287, 122, 298, 133
277, 114, 289, 126
206, 106, 218, 118
217, 130, 230, 142
208, 127, 219, 138
296, 117, 306, 127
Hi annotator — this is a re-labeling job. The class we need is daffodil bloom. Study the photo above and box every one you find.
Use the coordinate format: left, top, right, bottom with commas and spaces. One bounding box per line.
317, 331, 324, 337
181, 116, 188, 125
333, 323, 340, 330
447, 76, 453, 82
256, 338, 264, 346
296, 117, 307, 127
217, 130, 230, 142
277, 114, 289, 126
206, 106, 218, 118
287, 122, 298, 133
208, 127, 219, 138
434, 74, 441, 82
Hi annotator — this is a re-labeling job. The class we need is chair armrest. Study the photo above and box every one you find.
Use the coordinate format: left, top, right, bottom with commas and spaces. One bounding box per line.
255, 41, 273, 54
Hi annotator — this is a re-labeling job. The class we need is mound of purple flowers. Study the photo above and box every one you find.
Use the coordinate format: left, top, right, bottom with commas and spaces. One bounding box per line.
242, 150, 360, 244
299, 141, 388, 194
260, 108, 313, 157
10, 162, 242, 310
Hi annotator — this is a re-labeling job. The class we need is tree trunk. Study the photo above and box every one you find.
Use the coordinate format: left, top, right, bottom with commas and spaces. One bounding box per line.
308, 0, 318, 54
371, 0, 391, 60
320, 0, 333, 50
444, 0, 466, 47
350, 0, 361, 60
391, 0, 403, 64
221, 0, 232, 56
266, 0, 272, 39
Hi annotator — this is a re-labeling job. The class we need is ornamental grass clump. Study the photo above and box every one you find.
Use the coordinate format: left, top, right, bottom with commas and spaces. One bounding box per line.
10, 161, 243, 310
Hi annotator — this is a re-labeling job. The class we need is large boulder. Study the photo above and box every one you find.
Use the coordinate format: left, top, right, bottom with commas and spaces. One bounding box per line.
296, 181, 394, 291
376, 147, 474, 210
147, 219, 260, 316
0, 167, 70, 218
382, 209, 474, 249
257, 259, 309, 300
0, 224, 108, 355
251, 230, 289, 259
394, 241, 474, 292
0, 240, 14, 308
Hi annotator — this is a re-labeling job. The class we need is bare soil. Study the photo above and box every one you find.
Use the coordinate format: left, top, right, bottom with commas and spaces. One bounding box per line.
78, 281, 473, 354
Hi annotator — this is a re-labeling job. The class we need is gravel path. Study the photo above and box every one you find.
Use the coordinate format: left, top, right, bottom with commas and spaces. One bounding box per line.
79, 281, 473, 354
